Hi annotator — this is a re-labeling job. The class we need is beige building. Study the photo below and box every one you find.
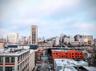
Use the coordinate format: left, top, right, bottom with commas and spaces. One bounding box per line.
74, 35, 94, 46
29, 50, 35, 71
31, 25, 38, 45
0, 42, 5, 48
7, 33, 19, 44
82, 35, 93, 46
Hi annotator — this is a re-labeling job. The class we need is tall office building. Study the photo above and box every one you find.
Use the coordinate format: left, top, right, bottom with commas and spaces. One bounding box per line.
31, 25, 38, 45
7, 33, 19, 44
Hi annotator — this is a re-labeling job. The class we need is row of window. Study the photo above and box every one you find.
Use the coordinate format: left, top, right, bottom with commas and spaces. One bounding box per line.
53, 52, 83, 55
52, 55, 83, 58
0, 67, 14, 71
18, 56, 29, 71
18, 51, 29, 62
0, 57, 15, 64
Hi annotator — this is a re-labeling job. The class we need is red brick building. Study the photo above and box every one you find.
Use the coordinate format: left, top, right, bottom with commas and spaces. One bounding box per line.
52, 50, 84, 60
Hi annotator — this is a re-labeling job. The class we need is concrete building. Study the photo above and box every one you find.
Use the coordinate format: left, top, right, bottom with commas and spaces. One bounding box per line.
0, 48, 35, 71
94, 39, 96, 46
0, 38, 6, 48
74, 35, 94, 46
74, 35, 82, 41
54, 59, 88, 71
31, 25, 38, 45
0, 48, 29, 71
28, 36, 32, 45
0, 39, 5, 48
18, 36, 28, 45
0, 42, 5, 48
70, 41, 80, 46
7, 33, 19, 44
64, 36, 70, 45
69, 36, 75, 43
52, 50, 84, 60
29, 50, 35, 71
55, 36, 60, 46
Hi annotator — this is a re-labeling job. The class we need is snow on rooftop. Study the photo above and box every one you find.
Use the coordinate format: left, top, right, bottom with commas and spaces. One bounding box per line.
83, 66, 96, 71
54, 59, 88, 67
60, 67, 77, 71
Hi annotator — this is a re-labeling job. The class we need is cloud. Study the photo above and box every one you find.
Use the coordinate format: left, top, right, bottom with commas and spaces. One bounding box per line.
37, 0, 80, 15
73, 22, 96, 32
0, 0, 96, 38
1, 0, 80, 20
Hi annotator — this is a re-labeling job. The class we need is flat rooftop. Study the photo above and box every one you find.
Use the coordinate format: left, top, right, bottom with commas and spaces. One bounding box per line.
54, 59, 88, 67
0, 48, 29, 56
83, 66, 96, 71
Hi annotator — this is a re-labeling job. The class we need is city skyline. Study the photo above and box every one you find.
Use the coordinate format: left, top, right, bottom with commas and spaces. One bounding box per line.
0, 0, 96, 38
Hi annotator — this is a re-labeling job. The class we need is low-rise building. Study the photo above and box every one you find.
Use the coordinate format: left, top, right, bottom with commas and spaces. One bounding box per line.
0, 42, 5, 48
0, 48, 29, 71
0, 39, 6, 48
94, 39, 96, 46
7, 33, 19, 44
0, 48, 35, 71
70, 41, 80, 46
63, 36, 70, 45
74, 35, 94, 46
52, 50, 84, 60
55, 36, 60, 46
54, 59, 88, 71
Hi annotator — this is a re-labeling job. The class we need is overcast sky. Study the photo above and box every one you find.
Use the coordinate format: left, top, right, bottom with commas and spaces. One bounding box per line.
0, 0, 96, 38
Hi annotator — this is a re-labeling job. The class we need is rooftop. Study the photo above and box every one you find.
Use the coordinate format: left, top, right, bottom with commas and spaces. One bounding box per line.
0, 48, 29, 56
83, 66, 96, 71
54, 59, 88, 67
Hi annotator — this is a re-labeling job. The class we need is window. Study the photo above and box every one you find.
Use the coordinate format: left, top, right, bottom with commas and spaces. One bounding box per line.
5, 67, 14, 71
0, 67, 3, 71
11, 57, 15, 63
5, 57, 10, 63
0, 57, 3, 64
57, 66, 62, 71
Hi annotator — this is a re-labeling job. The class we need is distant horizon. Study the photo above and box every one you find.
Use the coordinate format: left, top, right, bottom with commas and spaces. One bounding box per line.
0, 0, 96, 38
0, 31, 96, 39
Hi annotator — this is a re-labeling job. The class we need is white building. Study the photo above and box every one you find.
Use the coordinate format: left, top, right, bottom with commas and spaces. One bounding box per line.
74, 35, 94, 46
0, 48, 29, 71
83, 66, 96, 71
69, 37, 75, 43
0, 42, 5, 48
82, 35, 94, 45
29, 50, 35, 71
70, 41, 80, 46
64, 36, 70, 44
0, 48, 35, 71
54, 59, 88, 71
7, 33, 19, 44
55, 36, 60, 46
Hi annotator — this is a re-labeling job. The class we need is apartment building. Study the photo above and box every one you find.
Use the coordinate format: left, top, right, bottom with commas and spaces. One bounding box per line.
52, 50, 84, 60
0, 48, 30, 71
